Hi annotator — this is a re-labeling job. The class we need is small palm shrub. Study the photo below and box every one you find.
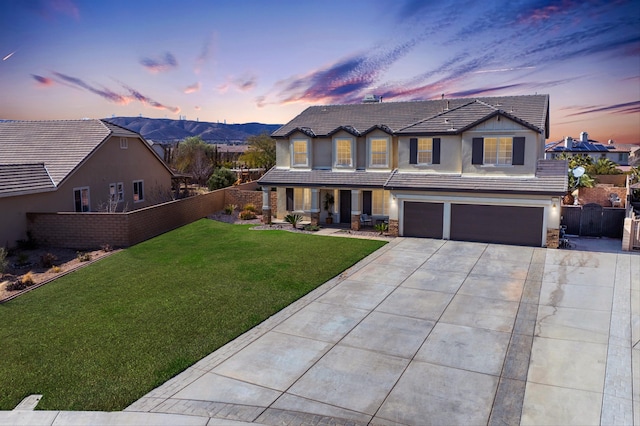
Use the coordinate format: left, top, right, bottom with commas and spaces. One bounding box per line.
243, 203, 258, 213
224, 204, 237, 215
284, 213, 303, 228
374, 222, 389, 235
239, 210, 257, 220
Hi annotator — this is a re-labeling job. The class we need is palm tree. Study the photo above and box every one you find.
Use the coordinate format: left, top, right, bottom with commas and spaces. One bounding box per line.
588, 158, 621, 175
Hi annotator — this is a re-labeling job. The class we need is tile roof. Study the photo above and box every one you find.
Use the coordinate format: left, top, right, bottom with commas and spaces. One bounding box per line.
546, 139, 634, 153
385, 160, 567, 195
0, 163, 55, 198
272, 95, 549, 138
0, 119, 114, 186
258, 168, 392, 188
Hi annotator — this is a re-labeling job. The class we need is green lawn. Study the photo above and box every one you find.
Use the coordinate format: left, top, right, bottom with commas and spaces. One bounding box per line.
0, 219, 385, 411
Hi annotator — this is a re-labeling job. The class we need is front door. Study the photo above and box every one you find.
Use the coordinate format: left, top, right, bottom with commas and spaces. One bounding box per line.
339, 190, 351, 224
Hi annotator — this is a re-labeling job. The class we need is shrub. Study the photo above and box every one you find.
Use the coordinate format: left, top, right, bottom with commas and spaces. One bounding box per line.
207, 167, 237, 190
224, 204, 237, 215
40, 252, 58, 268
101, 243, 113, 252
0, 247, 7, 278
6, 280, 26, 291
16, 232, 38, 250
374, 222, 389, 235
77, 252, 92, 262
243, 203, 258, 213
284, 213, 303, 228
21, 271, 35, 286
50, 266, 62, 274
239, 210, 257, 220
16, 253, 30, 267
303, 224, 320, 232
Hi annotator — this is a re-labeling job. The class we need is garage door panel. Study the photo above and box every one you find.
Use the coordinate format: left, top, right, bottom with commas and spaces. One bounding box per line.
403, 202, 443, 238
450, 204, 543, 246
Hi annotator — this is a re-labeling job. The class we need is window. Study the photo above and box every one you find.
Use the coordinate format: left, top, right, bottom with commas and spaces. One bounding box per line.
133, 180, 144, 202
73, 187, 90, 212
418, 138, 433, 164
109, 182, 124, 202
370, 138, 388, 167
372, 190, 389, 216
293, 188, 310, 211
120, 138, 128, 149
335, 138, 352, 167
292, 139, 309, 167
484, 137, 513, 165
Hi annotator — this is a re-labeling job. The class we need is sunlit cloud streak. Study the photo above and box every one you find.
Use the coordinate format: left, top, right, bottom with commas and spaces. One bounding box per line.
566, 101, 640, 116
184, 82, 201, 94
140, 52, 178, 73
121, 84, 180, 113
31, 74, 54, 86
3, 51, 17, 61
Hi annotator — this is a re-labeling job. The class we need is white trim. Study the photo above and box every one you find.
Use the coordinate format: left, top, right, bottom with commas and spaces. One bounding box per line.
368, 136, 390, 169
333, 137, 354, 169
291, 138, 310, 168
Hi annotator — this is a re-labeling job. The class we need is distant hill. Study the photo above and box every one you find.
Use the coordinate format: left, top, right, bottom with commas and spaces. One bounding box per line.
105, 117, 282, 143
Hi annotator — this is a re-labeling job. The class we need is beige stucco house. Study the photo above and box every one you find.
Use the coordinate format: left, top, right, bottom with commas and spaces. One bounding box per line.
258, 95, 568, 247
0, 119, 174, 248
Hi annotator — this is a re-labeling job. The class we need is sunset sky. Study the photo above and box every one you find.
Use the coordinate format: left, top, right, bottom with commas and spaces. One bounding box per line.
1, 0, 639, 143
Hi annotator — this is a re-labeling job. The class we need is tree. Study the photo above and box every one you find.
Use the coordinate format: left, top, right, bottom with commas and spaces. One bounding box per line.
557, 153, 595, 189
173, 137, 217, 185
207, 167, 237, 190
588, 158, 622, 175
239, 133, 276, 170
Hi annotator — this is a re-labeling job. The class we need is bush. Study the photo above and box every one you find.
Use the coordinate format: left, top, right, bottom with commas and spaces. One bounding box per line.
239, 210, 257, 220
374, 222, 389, 235
284, 214, 303, 228
243, 203, 258, 213
77, 252, 92, 262
224, 204, 237, 215
40, 252, 58, 268
101, 243, 113, 252
207, 168, 237, 190
50, 266, 62, 274
6, 280, 26, 291
303, 224, 320, 232
0, 247, 7, 278
8, 272, 35, 291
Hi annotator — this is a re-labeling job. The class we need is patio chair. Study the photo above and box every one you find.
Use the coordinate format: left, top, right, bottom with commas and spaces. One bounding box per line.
360, 214, 373, 227
609, 193, 622, 208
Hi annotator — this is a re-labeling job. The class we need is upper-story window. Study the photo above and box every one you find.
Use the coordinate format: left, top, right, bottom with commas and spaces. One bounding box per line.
484, 137, 513, 165
369, 137, 389, 167
291, 139, 309, 167
417, 138, 432, 164
410, 137, 441, 165
472, 136, 525, 166
120, 138, 128, 149
335, 138, 353, 167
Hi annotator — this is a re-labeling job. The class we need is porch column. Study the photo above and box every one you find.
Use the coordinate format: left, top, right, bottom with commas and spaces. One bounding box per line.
351, 189, 361, 231
388, 192, 399, 237
310, 188, 320, 226
261, 186, 271, 224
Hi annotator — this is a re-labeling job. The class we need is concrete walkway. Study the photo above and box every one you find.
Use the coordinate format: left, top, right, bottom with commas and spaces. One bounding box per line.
2, 237, 638, 425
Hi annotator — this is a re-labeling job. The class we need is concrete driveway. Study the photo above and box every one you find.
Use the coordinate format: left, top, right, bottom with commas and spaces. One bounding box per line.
3, 237, 638, 425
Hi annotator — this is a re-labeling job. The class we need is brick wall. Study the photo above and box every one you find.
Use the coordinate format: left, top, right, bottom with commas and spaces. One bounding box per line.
578, 186, 626, 208
594, 174, 626, 187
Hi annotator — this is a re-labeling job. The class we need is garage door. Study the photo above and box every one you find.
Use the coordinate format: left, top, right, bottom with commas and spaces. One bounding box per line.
403, 202, 443, 238
450, 204, 543, 246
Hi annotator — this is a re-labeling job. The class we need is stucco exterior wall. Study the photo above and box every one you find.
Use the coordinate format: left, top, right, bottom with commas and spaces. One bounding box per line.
397, 135, 462, 173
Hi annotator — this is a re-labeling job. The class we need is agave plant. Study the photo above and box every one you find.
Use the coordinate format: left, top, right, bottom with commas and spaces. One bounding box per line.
284, 213, 303, 228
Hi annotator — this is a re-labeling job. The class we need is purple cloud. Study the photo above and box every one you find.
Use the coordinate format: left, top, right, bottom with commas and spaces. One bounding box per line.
184, 82, 201, 94
31, 74, 54, 86
52, 72, 129, 103
140, 52, 178, 73
566, 101, 640, 116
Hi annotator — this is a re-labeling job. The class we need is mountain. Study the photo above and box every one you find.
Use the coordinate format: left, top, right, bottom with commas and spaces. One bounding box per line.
105, 117, 282, 143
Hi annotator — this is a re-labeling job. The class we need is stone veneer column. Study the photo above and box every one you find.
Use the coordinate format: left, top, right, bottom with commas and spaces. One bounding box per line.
351, 214, 361, 231
387, 219, 399, 237
261, 187, 271, 224
546, 228, 559, 249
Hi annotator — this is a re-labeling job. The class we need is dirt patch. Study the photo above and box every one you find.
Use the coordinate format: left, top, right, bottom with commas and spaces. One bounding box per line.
0, 247, 117, 302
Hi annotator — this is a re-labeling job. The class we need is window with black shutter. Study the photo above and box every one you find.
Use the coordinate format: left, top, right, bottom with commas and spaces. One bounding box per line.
286, 188, 293, 211
472, 138, 484, 165
512, 137, 525, 165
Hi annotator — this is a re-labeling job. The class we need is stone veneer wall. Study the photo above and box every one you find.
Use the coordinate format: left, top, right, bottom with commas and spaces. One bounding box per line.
546, 228, 560, 249
387, 219, 399, 237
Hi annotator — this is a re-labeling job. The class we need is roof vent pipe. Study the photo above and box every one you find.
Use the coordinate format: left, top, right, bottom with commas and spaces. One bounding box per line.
564, 136, 573, 148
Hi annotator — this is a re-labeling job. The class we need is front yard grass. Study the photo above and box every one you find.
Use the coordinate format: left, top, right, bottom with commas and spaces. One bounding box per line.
0, 219, 386, 411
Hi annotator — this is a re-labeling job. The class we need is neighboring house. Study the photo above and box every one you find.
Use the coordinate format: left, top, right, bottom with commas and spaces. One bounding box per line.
545, 132, 633, 166
0, 119, 174, 248
258, 94, 567, 247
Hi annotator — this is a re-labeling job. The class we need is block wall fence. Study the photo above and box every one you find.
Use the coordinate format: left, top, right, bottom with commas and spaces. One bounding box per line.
27, 182, 275, 250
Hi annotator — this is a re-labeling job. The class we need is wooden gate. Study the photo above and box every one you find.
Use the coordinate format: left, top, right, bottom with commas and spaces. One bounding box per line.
580, 203, 603, 237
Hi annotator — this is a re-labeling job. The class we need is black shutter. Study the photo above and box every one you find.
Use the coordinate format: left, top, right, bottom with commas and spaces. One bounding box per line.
512, 137, 525, 165
472, 138, 484, 165
363, 191, 372, 215
433, 138, 441, 164
286, 188, 293, 211
409, 138, 418, 164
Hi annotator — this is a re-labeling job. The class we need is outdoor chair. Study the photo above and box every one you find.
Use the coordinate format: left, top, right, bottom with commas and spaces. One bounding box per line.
360, 214, 373, 227
609, 193, 622, 208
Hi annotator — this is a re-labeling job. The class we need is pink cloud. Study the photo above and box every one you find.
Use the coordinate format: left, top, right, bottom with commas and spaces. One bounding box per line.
140, 52, 178, 73
184, 82, 201, 94
31, 74, 54, 87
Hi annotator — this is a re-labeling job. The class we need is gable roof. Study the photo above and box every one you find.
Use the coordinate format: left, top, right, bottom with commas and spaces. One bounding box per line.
546, 138, 633, 154
272, 95, 549, 139
0, 119, 173, 197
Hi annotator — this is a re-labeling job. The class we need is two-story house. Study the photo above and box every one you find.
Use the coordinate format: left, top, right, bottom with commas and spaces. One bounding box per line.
545, 131, 633, 167
258, 95, 567, 247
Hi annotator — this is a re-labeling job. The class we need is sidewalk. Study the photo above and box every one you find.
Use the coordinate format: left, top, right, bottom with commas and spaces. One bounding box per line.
2, 237, 638, 425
